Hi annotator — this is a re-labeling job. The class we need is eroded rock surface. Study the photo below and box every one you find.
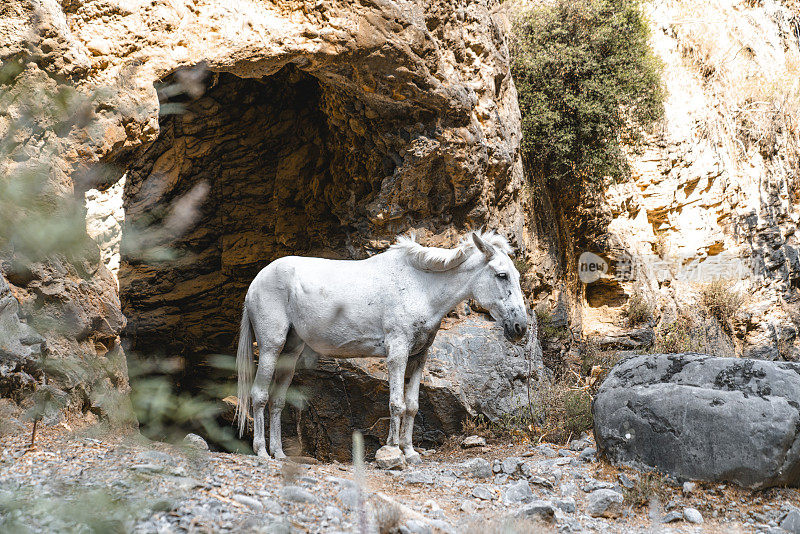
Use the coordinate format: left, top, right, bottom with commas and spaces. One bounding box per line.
0, 0, 525, 417
594, 353, 800, 489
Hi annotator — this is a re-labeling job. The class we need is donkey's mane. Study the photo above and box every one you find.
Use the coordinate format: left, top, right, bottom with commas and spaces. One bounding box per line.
391, 230, 512, 272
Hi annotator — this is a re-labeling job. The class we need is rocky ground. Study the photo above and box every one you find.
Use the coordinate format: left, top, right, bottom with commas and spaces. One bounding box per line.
2, 419, 799, 533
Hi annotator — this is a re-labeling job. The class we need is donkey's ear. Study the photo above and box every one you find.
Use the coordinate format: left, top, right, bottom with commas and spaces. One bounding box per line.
472, 233, 495, 260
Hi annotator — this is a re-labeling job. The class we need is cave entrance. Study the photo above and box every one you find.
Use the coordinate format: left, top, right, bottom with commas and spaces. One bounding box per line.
119, 67, 362, 441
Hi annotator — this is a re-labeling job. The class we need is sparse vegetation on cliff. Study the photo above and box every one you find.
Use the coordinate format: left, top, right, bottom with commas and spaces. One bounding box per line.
510, 0, 665, 185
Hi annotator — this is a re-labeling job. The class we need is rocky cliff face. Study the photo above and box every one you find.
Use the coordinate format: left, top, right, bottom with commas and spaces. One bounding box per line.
525, 0, 800, 367
1, 0, 526, 427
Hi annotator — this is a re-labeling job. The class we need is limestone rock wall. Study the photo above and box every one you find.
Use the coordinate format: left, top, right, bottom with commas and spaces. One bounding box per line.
542, 0, 800, 363
0, 0, 527, 422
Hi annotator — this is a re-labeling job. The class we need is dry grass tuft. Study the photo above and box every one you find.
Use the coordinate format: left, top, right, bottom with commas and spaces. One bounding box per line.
622, 471, 671, 507
624, 293, 655, 326
670, 0, 800, 167
698, 278, 745, 331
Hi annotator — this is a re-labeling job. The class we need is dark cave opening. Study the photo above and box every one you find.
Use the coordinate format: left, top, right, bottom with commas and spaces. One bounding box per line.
116, 64, 470, 457
118, 66, 373, 449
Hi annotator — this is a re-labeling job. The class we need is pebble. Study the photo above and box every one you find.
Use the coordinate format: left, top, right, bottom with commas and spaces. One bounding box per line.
232, 493, 263, 511
586, 489, 624, 518
663, 510, 684, 523
684, 507, 703, 524
516, 499, 556, 521
579, 447, 597, 462
461, 435, 486, 448
503, 479, 533, 504
461, 457, 491, 479
375, 446, 406, 470
471, 484, 496, 500
280, 485, 317, 503
183, 433, 209, 451
554, 497, 576, 514
618, 473, 635, 489
536, 445, 557, 458
501, 457, 521, 474
682, 481, 697, 494
460, 500, 477, 513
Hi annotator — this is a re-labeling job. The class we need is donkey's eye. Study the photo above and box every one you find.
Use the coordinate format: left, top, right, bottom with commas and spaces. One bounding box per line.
497, 272, 508, 280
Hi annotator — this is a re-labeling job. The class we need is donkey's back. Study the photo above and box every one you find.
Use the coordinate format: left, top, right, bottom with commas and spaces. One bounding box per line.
244, 251, 409, 358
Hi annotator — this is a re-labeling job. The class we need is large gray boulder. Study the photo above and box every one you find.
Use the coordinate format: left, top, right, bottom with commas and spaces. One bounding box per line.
593, 353, 800, 489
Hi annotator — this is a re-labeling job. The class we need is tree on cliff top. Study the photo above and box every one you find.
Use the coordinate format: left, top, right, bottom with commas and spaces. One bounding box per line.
511, 0, 665, 186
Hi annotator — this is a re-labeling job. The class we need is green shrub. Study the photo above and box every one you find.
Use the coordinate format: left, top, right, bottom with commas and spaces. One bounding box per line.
511, 0, 664, 185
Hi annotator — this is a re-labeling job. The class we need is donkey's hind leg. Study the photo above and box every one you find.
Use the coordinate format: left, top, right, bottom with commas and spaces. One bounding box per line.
251, 317, 289, 458
269, 328, 304, 459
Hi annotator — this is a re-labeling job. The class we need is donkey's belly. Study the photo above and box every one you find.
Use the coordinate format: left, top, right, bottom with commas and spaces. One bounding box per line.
300, 332, 387, 358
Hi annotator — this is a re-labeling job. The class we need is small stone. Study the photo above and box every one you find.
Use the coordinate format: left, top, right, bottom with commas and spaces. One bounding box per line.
471, 484, 496, 500
579, 447, 597, 462
618, 473, 635, 489
375, 446, 406, 470
503, 479, 533, 504
682, 481, 697, 494
462, 458, 492, 478
501, 457, 521, 474
586, 489, 624, 518
280, 485, 317, 503
325, 505, 343, 522
492, 459, 502, 473
554, 497, 576, 514
233, 494, 263, 511
183, 433, 209, 451
781, 507, 800, 533
516, 500, 556, 521
684, 507, 703, 524
461, 435, 486, 448
460, 500, 477, 513
536, 445, 557, 458
663, 510, 684, 523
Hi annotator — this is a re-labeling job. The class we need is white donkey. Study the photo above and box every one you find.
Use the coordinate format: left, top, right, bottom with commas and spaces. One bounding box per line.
235, 230, 528, 464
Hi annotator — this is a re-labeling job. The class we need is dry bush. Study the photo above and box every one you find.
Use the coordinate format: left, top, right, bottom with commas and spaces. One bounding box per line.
530, 379, 594, 444
623, 293, 655, 326
580, 338, 621, 385
622, 471, 671, 507
670, 0, 800, 167
699, 278, 745, 331
461, 413, 531, 442
654, 312, 698, 353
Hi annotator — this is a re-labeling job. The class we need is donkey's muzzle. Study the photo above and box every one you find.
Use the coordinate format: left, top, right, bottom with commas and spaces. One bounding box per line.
503, 320, 527, 342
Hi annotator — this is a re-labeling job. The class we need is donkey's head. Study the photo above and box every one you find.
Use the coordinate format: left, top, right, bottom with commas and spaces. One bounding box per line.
469, 232, 528, 342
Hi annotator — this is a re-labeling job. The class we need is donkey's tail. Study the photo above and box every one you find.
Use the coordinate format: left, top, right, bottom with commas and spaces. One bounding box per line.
235, 304, 255, 437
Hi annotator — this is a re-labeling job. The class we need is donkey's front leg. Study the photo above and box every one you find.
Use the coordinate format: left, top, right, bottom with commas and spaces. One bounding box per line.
378, 340, 408, 461
399, 351, 428, 465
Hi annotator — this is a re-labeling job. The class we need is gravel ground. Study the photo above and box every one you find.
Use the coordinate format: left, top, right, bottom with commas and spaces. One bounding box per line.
1, 419, 799, 533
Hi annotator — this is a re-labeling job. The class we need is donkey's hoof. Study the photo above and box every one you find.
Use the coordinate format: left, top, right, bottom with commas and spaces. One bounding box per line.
375, 445, 406, 470
255, 447, 270, 459
272, 450, 287, 460
403, 449, 422, 465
